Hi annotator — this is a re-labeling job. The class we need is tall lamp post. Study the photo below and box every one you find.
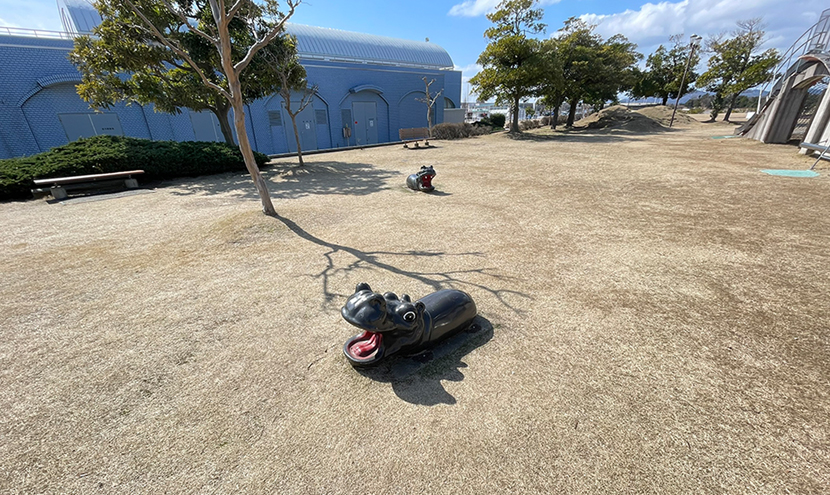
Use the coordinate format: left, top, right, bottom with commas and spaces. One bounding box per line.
670, 34, 703, 128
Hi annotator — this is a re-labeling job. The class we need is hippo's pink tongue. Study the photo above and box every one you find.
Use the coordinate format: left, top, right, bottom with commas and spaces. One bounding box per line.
349, 331, 382, 358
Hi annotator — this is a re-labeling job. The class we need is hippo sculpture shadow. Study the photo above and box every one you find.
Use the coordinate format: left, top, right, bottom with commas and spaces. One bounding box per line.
357, 315, 493, 405
406, 166, 436, 192
341, 282, 478, 367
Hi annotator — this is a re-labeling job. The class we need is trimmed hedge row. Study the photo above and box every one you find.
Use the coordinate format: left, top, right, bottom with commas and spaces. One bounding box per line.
0, 135, 269, 200
430, 122, 493, 140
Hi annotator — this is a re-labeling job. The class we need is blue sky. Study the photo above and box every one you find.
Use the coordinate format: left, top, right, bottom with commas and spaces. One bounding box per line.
2, 0, 828, 98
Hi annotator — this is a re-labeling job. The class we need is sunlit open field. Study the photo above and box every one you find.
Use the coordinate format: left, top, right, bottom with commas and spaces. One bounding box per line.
1, 118, 828, 494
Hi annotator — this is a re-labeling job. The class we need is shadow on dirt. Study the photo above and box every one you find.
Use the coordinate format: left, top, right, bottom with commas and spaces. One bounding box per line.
164, 160, 399, 200
501, 128, 676, 144
272, 213, 532, 313
355, 315, 494, 406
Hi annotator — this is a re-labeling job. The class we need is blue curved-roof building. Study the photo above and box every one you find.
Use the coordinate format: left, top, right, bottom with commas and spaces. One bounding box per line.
0, 6, 462, 159
287, 24, 454, 69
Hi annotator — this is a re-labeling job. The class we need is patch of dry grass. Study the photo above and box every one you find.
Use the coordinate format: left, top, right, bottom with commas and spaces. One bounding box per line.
1, 125, 828, 494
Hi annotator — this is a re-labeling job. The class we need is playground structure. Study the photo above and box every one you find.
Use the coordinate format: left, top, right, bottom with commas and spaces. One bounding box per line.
740, 9, 830, 156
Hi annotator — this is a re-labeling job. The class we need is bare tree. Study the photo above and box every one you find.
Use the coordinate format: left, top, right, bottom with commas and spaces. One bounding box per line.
281, 87, 317, 166
119, 0, 301, 216
416, 77, 444, 136
262, 36, 318, 167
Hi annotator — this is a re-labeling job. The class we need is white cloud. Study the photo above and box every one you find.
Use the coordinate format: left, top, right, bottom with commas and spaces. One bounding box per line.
455, 63, 482, 83
449, 0, 500, 17
578, 0, 829, 57
0, 17, 21, 28
449, 0, 561, 18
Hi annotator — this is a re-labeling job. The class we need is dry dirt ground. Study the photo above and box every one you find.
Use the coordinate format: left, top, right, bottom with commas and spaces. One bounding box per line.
1, 118, 828, 494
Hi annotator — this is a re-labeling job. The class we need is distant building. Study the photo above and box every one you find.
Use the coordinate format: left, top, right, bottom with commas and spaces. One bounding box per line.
0, 1, 462, 159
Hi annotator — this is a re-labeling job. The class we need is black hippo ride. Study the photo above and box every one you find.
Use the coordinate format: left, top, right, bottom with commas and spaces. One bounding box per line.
341, 282, 477, 367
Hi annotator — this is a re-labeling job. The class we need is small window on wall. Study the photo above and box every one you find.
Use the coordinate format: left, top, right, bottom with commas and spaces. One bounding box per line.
58, 113, 124, 142
268, 110, 283, 126
444, 97, 456, 109
315, 109, 328, 125
341, 109, 352, 128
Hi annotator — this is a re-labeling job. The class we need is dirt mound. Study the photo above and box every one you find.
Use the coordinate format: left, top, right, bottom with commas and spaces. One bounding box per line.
635, 105, 699, 126
574, 105, 665, 132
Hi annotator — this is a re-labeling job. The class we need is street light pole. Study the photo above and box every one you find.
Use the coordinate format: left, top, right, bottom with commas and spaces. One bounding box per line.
670, 34, 702, 128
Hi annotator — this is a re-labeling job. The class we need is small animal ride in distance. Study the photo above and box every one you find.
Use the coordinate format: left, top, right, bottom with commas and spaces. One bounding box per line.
406, 165, 436, 192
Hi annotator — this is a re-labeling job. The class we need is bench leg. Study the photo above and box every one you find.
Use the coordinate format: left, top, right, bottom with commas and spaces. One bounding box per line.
124, 178, 139, 188
51, 186, 68, 200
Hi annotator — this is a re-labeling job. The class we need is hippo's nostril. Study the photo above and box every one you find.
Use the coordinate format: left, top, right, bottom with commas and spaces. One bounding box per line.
368, 294, 386, 309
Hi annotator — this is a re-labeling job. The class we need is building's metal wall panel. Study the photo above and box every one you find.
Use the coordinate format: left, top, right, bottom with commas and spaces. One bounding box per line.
285, 24, 454, 69
0, 33, 462, 159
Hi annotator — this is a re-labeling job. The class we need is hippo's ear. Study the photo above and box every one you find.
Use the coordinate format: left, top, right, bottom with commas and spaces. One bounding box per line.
415, 301, 425, 313
401, 294, 411, 302
383, 291, 398, 301
355, 282, 372, 293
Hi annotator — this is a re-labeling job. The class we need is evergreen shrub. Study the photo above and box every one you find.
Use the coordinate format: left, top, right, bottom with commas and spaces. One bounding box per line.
430, 123, 491, 140
0, 136, 268, 200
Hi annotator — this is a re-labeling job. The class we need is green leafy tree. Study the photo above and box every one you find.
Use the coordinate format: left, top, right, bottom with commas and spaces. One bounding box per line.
633, 35, 701, 105
584, 33, 641, 110
71, 1, 296, 146
697, 18, 780, 121
70, 0, 301, 215
543, 18, 640, 128
536, 37, 565, 128
469, 0, 546, 133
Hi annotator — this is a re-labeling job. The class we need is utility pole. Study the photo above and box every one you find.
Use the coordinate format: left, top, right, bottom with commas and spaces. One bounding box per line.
670, 34, 702, 128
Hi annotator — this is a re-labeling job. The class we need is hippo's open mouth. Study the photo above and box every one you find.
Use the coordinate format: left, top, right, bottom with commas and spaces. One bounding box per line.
420, 174, 434, 190
344, 330, 383, 364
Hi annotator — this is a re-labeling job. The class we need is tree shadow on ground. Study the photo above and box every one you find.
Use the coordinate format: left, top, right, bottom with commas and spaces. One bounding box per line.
700, 118, 744, 126
162, 161, 399, 200
266, 161, 400, 199
355, 315, 494, 406
272, 214, 532, 314
501, 127, 678, 144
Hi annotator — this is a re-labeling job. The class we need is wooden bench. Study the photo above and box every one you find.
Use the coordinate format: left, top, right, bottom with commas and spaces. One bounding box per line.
399, 127, 430, 148
33, 170, 145, 200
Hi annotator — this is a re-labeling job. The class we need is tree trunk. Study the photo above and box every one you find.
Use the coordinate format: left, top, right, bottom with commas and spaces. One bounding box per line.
427, 106, 433, 136
551, 106, 558, 129
510, 94, 520, 133
662, 95, 669, 106
567, 98, 579, 128
289, 112, 304, 166
213, 103, 235, 145
723, 93, 739, 121
209, 3, 275, 216
225, 83, 275, 213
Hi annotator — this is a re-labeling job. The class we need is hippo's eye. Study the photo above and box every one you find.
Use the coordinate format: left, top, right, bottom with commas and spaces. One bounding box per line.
403, 311, 416, 323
